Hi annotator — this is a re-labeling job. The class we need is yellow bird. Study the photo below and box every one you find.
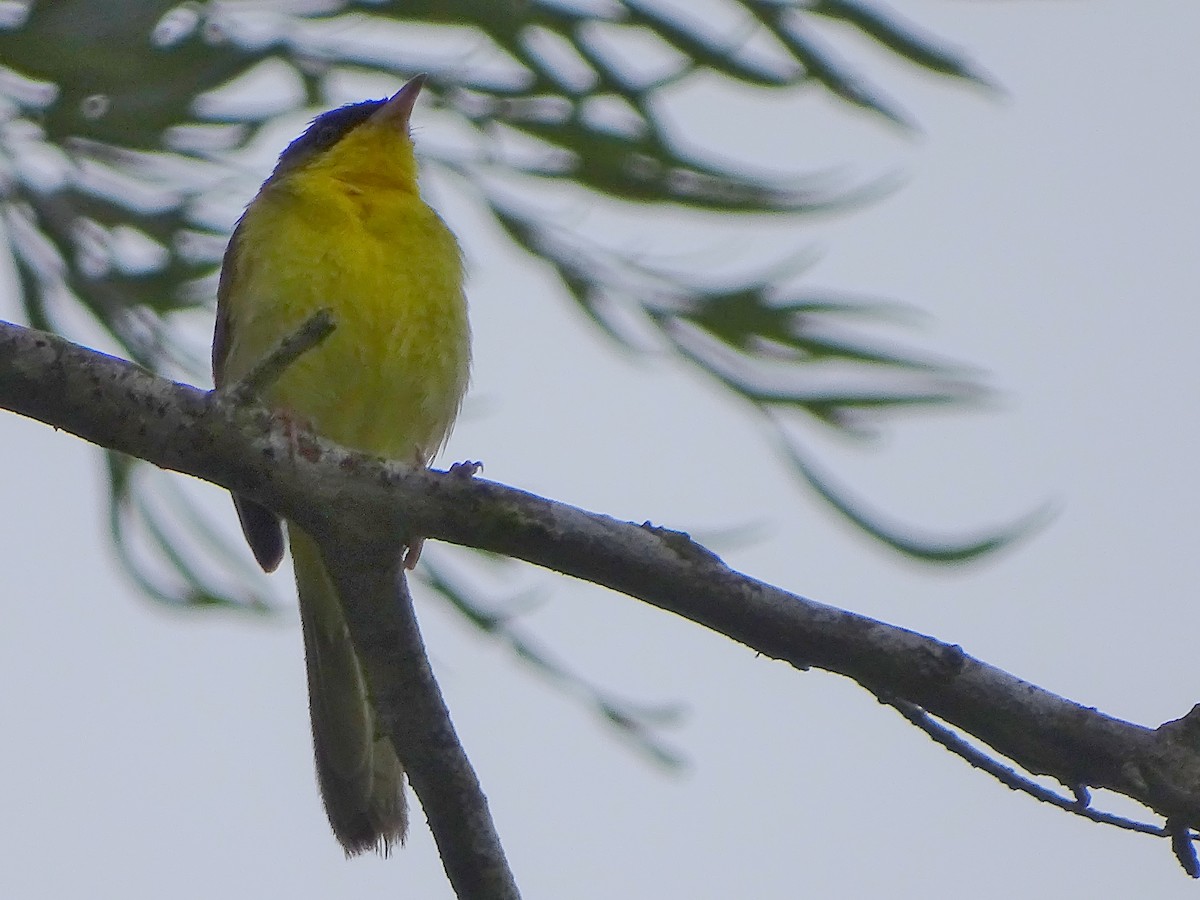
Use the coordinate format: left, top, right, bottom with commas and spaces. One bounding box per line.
212, 75, 470, 855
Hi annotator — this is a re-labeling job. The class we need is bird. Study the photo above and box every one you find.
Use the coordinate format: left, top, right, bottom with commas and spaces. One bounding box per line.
211, 74, 471, 856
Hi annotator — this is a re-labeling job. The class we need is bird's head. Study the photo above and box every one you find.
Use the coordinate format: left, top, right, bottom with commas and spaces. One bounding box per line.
267, 74, 427, 192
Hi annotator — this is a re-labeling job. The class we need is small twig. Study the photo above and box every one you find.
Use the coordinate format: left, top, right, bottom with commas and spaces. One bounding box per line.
881, 695, 1166, 838
226, 309, 336, 402
1170, 819, 1200, 878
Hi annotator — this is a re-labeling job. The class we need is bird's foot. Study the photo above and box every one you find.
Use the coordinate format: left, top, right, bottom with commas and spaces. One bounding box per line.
448, 460, 482, 479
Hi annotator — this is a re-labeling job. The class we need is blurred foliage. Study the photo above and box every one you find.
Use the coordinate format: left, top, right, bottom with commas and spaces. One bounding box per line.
422, 552, 688, 767
0, 1, 1019, 749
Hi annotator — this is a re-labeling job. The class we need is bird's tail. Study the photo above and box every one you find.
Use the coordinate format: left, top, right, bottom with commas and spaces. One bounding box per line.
289, 526, 407, 855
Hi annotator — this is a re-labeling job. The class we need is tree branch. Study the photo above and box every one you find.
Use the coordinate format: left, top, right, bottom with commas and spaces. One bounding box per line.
225, 307, 336, 402
4, 317, 1200, 878
879, 695, 1170, 837
0, 318, 521, 896
317, 541, 521, 898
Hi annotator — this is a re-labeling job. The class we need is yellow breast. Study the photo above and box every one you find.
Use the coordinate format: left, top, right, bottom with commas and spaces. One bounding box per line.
220, 127, 470, 463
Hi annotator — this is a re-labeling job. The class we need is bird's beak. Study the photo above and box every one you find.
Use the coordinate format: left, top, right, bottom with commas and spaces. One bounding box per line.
371, 74, 427, 132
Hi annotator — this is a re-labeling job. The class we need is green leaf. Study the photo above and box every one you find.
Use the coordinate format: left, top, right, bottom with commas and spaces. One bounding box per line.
776, 433, 1053, 562
810, 0, 994, 87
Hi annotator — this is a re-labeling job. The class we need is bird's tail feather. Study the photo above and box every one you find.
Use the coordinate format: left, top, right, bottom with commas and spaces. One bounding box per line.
290, 526, 407, 855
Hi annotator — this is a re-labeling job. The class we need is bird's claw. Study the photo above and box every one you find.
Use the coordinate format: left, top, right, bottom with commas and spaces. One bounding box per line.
448, 460, 482, 479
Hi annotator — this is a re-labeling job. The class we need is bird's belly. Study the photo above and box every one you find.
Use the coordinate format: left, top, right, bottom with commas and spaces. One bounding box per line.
277, 302, 464, 460
226, 196, 469, 462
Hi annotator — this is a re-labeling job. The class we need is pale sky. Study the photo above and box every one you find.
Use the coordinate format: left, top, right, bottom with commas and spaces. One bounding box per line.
2, 2, 1199, 897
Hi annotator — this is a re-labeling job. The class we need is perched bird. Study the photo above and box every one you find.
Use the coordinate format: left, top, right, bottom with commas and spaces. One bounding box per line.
212, 75, 471, 855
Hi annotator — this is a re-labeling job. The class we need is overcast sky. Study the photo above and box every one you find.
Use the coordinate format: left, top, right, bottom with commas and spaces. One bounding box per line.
2, 2, 1200, 897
